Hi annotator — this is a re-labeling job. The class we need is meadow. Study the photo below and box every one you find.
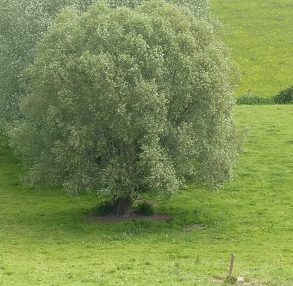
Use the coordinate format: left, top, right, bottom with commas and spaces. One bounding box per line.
1, 105, 292, 285
211, 0, 293, 98
1, 1, 293, 285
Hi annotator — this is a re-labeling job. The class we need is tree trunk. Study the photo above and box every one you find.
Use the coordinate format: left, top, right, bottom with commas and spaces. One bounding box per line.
111, 197, 132, 216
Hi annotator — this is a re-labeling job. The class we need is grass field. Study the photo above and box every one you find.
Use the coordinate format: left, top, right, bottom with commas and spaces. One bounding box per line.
212, 0, 293, 98
0, 105, 292, 285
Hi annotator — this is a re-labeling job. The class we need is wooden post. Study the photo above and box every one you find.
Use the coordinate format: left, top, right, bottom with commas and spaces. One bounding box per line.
227, 253, 235, 280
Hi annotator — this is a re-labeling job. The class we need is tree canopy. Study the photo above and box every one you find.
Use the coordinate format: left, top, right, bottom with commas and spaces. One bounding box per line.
9, 0, 240, 214
0, 0, 209, 123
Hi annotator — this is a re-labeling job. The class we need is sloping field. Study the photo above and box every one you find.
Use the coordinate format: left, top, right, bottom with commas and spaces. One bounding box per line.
0, 105, 292, 285
212, 0, 293, 97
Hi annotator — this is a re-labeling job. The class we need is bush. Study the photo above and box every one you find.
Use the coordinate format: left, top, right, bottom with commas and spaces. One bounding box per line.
134, 202, 154, 216
237, 94, 272, 105
273, 86, 293, 104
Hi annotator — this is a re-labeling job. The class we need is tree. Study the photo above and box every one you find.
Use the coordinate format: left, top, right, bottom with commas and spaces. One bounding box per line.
9, 0, 240, 215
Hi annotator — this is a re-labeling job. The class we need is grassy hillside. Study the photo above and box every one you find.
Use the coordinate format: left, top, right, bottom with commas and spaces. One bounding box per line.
212, 0, 293, 98
0, 105, 292, 285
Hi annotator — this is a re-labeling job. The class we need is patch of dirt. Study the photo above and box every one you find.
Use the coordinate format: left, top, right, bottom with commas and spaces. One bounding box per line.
86, 213, 172, 224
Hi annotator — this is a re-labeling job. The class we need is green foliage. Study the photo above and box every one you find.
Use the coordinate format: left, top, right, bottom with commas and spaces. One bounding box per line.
133, 201, 154, 216
273, 86, 293, 104
237, 86, 293, 105
236, 94, 273, 105
0, 0, 69, 121
0, 0, 209, 122
167, 0, 209, 17
10, 0, 240, 200
0, 106, 292, 285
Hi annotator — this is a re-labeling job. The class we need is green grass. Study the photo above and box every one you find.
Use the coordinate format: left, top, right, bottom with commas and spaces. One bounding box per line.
212, 0, 293, 98
0, 106, 292, 285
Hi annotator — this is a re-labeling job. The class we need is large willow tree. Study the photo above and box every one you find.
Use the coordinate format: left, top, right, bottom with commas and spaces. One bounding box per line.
10, 0, 240, 215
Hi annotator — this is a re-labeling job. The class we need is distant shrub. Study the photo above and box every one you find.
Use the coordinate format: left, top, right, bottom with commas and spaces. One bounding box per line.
237, 94, 272, 105
273, 86, 293, 104
134, 202, 154, 216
